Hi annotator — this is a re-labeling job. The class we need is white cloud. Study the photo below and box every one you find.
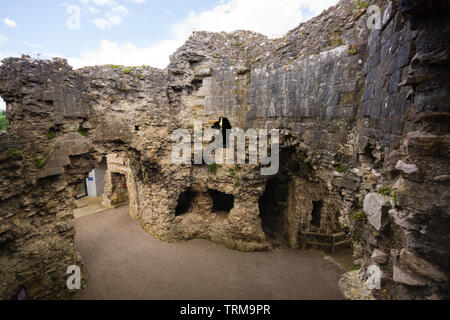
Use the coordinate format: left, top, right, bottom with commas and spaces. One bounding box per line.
112, 5, 129, 15
0, 97, 5, 110
68, 38, 181, 69
87, 1, 130, 29
93, 18, 109, 29
0, 34, 8, 45
78, 0, 145, 29
172, 0, 339, 38
2, 18, 17, 28
69, 0, 338, 68
91, 0, 115, 6
93, 13, 123, 29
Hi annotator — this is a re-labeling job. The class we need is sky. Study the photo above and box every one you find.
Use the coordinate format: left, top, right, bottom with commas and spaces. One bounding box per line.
0, 0, 339, 110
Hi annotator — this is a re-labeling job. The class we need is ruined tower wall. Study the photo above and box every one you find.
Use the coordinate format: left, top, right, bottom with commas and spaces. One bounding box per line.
0, 0, 448, 300
355, 0, 450, 300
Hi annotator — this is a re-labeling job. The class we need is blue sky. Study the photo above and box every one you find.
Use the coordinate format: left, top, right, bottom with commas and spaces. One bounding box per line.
0, 0, 338, 109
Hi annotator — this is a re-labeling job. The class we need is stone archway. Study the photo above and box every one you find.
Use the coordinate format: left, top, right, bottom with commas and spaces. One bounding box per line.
102, 155, 133, 209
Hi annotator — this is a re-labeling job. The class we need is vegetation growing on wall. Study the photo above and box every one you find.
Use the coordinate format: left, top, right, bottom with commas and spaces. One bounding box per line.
228, 164, 240, 177
35, 157, 46, 168
329, 30, 343, 47
353, 0, 370, 10
46, 131, 56, 139
348, 45, 357, 55
77, 125, 88, 137
7, 147, 28, 159
208, 163, 218, 173
391, 190, 397, 208
349, 210, 367, 243
0, 111, 9, 131
377, 186, 392, 196
228, 164, 241, 187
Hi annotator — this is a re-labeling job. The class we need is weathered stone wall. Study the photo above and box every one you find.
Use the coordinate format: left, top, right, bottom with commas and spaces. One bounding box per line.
0, 58, 94, 299
0, 0, 448, 300
356, 0, 450, 300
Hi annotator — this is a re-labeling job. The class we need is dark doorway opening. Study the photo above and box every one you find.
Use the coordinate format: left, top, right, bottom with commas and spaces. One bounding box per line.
209, 189, 234, 213
311, 201, 322, 229
212, 117, 232, 148
175, 188, 196, 216
258, 175, 290, 245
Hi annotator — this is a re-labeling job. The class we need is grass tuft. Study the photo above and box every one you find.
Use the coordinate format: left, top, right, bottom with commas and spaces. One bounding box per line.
208, 163, 218, 174
353, 0, 370, 10
377, 186, 392, 196
77, 126, 88, 137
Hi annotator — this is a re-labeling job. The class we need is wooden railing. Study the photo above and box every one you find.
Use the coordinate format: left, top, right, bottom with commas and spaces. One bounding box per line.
300, 231, 351, 254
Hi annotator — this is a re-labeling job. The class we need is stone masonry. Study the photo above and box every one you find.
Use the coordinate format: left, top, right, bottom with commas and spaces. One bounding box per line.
0, 0, 448, 300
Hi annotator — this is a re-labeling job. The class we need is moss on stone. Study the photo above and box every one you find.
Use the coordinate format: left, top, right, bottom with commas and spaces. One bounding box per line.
107, 64, 124, 69
391, 190, 398, 208
349, 265, 360, 271
46, 131, 56, 139
77, 126, 87, 137
7, 147, 28, 159
377, 186, 392, 196
353, 0, 370, 10
35, 157, 46, 168
329, 30, 343, 47
208, 163, 218, 173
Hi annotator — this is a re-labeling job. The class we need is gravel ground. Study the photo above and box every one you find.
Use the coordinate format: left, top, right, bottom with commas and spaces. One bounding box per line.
75, 206, 345, 300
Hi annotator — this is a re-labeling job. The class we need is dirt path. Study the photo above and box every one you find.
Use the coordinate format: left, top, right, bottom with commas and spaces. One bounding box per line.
75, 206, 345, 300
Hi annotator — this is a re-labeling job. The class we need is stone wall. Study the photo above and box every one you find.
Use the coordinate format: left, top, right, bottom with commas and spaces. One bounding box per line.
0, 0, 448, 300
356, 0, 450, 300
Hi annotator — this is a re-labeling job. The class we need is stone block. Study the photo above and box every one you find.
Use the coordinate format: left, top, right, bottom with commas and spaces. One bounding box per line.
195, 67, 212, 78
400, 249, 447, 282
395, 160, 418, 174
389, 209, 419, 231
371, 249, 388, 265
393, 265, 427, 286
37, 166, 65, 179
69, 144, 90, 156
363, 192, 391, 231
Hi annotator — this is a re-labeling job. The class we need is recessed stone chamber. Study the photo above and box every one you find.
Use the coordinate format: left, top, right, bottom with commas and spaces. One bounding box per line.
208, 189, 234, 214
175, 188, 197, 216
